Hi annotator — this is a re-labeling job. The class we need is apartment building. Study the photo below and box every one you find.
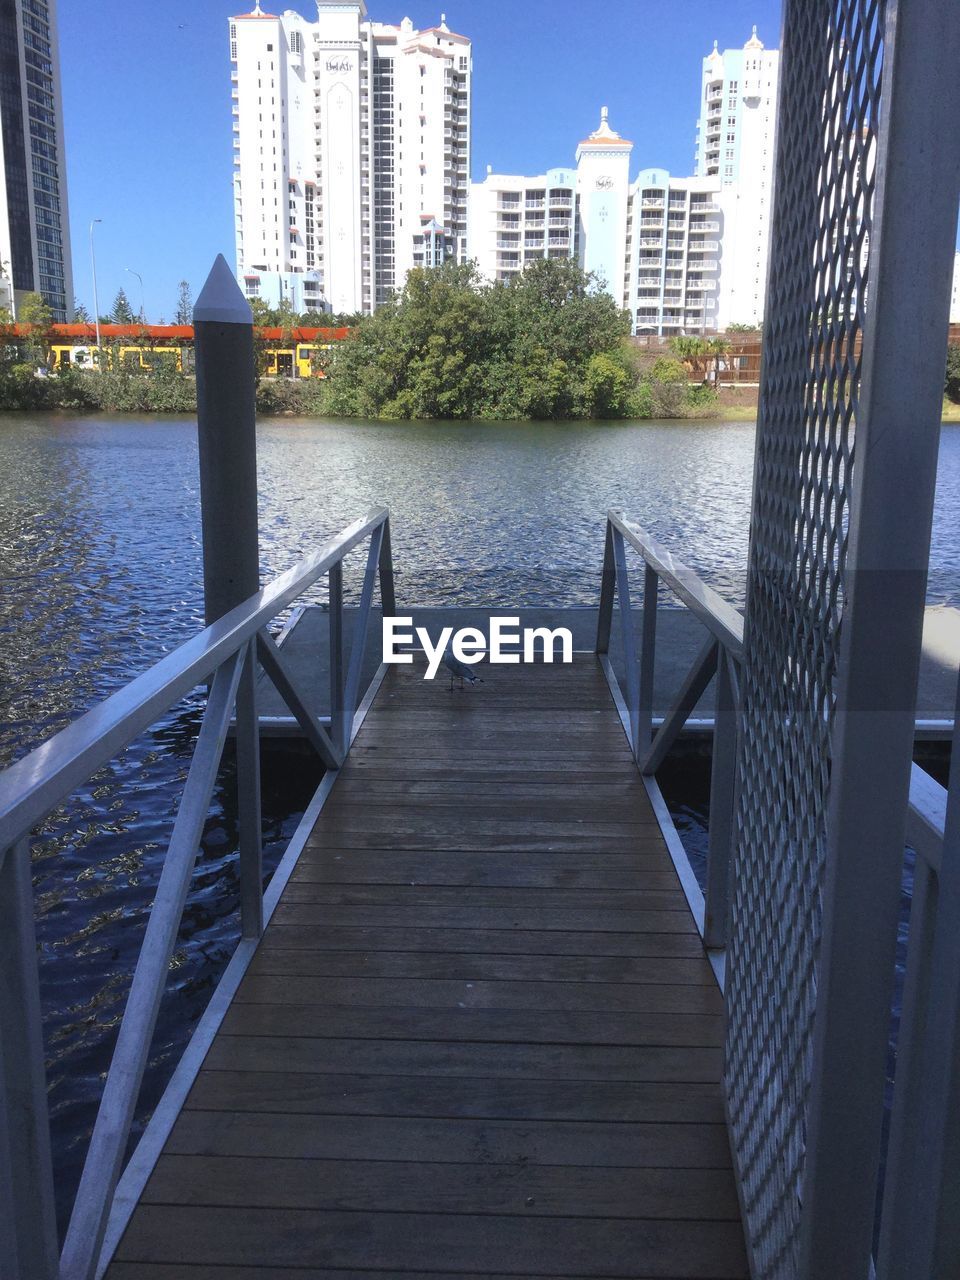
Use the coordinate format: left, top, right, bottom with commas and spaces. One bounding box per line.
0, 0, 72, 320
626, 170, 721, 336
471, 114, 720, 338
469, 110, 629, 297
696, 27, 779, 328
468, 167, 577, 283
230, 1, 471, 315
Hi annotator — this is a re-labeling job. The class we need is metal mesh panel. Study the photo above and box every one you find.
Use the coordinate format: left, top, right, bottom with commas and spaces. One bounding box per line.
725, 3, 885, 1275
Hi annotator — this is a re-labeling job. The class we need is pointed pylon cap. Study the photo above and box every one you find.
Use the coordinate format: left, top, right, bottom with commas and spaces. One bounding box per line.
194, 255, 253, 325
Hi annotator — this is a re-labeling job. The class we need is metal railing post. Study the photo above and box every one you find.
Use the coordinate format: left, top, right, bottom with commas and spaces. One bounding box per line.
878, 676, 960, 1278
342, 526, 384, 748
596, 521, 615, 655
329, 563, 344, 756
637, 565, 658, 749
378, 516, 397, 619
704, 647, 737, 949
611, 530, 640, 758
798, 0, 960, 1271
0, 839, 59, 1280
235, 637, 263, 940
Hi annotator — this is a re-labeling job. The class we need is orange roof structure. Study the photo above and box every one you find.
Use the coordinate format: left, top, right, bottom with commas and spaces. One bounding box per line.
2, 323, 351, 343
232, 3, 278, 19
578, 107, 633, 149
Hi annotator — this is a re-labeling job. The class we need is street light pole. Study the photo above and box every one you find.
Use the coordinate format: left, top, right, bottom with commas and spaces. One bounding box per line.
125, 267, 144, 323
89, 218, 102, 367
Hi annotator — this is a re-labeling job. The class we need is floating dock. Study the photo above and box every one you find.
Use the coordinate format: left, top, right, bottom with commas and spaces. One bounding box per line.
106, 654, 747, 1278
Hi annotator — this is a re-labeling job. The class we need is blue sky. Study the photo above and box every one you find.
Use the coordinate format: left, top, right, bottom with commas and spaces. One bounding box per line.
59, 0, 782, 321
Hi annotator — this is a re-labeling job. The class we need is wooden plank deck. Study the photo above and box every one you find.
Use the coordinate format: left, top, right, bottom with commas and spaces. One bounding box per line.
106, 655, 747, 1280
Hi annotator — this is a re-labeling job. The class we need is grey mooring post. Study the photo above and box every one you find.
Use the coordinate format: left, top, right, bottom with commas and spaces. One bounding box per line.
194, 254, 259, 625
193, 255, 263, 939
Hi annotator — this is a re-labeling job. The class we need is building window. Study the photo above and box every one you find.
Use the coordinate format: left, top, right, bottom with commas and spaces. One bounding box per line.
290, 31, 301, 55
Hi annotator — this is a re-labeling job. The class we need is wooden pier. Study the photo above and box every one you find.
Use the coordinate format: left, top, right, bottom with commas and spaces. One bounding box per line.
106, 655, 746, 1278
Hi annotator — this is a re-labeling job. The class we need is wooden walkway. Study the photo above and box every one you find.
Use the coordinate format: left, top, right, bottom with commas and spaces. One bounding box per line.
107, 655, 746, 1279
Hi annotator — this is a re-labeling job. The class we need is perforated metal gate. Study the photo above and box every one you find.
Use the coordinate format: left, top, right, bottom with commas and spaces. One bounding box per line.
726, 3, 884, 1275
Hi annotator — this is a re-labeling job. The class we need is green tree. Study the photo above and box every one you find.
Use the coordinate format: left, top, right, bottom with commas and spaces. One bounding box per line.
73, 299, 92, 323
175, 280, 193, 325
668, 336, 709, 379
577, 351, 634, 419
110, 288, 135, 324
18, 291, 54, 365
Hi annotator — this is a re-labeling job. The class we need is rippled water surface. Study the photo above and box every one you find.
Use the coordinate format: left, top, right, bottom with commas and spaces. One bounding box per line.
2, 412, 960, 1230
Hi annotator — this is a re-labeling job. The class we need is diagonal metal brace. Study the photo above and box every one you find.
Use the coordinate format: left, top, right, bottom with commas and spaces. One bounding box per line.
640, 637, 719, 776
256, 630, 342, 770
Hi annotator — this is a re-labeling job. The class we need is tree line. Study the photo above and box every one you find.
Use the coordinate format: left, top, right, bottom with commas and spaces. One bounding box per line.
3, 262, 958, 419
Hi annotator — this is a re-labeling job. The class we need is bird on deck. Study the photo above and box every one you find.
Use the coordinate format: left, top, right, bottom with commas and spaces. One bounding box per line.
443, 645, 484, 691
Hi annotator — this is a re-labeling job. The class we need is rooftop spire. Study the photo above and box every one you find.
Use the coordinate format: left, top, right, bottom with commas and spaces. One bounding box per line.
744, 24, 764, 49
577, 106, 632, 149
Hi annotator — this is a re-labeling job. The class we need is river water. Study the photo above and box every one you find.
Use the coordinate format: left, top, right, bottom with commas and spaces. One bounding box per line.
2, 412, 960, 1231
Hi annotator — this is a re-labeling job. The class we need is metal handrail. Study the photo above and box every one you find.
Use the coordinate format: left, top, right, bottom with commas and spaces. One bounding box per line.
607, 511, 744, 660
0, 507, 389, 850
596, 510, 741, 952
599, 510, 952, 926
0, 507, 395, 1280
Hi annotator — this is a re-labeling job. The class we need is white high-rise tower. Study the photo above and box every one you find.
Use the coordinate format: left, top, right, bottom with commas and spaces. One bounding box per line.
696, 26, 779, 328
230, 3, 472, 315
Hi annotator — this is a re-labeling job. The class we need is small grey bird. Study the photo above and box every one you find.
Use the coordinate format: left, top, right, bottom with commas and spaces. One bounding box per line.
443, 645, 484, 691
